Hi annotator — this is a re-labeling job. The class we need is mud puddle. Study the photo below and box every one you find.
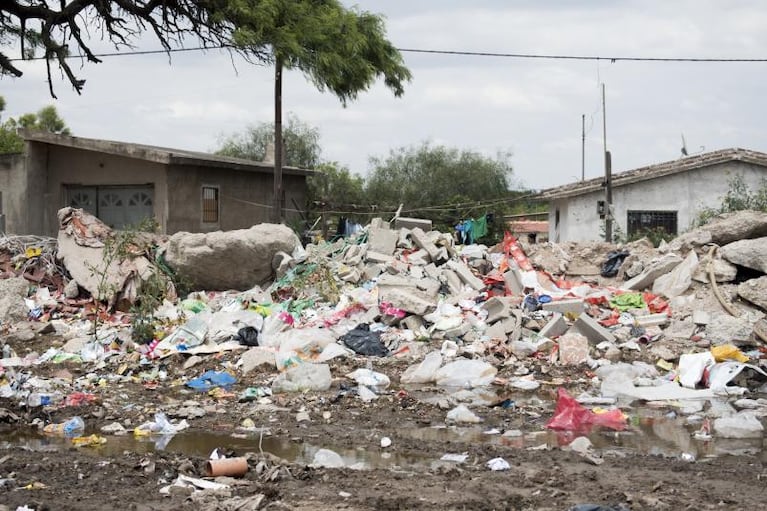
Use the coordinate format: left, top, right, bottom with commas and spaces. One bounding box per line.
0, 427, 431, 471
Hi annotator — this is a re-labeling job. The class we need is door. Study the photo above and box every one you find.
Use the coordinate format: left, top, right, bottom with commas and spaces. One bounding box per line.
66, 185, 154, 229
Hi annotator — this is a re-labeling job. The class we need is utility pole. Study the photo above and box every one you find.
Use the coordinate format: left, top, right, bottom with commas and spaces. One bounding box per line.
581, 114, 585, 181
602, 83, 613, 242
272, 57, 285, 223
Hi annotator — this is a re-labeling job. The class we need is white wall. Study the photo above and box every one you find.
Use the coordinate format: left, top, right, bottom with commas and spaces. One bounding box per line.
548, 161, 767, 242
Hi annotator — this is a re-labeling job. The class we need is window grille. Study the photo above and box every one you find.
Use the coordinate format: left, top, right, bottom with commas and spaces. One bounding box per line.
202, 186, 219, 223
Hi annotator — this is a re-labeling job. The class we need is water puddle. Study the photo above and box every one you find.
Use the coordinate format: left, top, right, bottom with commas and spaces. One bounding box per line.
0, 428, 431, 471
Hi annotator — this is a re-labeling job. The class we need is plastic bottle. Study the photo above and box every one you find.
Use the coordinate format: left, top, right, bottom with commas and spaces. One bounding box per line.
27, 393, 52, 407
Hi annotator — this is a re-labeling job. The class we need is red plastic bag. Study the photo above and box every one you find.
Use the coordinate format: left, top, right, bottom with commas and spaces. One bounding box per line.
546, 388, 626, 433
502, 232, 533, 271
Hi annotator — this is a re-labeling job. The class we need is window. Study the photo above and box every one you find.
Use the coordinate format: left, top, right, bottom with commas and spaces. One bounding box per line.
202, 186, 219, 223
627, 210, 677, 237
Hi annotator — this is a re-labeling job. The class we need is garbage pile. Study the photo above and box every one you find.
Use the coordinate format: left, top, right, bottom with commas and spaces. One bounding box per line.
1, 208, 767, 469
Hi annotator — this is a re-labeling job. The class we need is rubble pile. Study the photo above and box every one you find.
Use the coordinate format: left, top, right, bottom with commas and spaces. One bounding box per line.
1, 207, 767, 502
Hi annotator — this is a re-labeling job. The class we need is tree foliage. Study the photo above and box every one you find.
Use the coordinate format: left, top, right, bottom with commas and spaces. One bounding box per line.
1, 0, 247, 97
216, 113, 321, 169
308, 162, 365, 207
696, 174, 767, 226
225, 0, 411, 105
2, 1, 410, 101
365, 143, 514, 239
0, 96, 70, 154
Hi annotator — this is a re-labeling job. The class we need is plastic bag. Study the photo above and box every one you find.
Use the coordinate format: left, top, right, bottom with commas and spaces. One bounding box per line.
186, 370, 237, 391
546, 388, 626, 433
401, 351, 443, 384
601, 250, 630, 278
340, 324, 389, 357
234, 326, 260, 347
435, 359, 497, 388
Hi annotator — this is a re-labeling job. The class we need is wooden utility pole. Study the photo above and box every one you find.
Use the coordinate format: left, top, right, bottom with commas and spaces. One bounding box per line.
581, 114, 585, 181
273, 57, 285, 223
602, 83, 613, 242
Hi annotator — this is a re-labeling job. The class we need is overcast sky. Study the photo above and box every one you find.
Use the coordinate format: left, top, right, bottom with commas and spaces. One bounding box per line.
3, 0, 767, 190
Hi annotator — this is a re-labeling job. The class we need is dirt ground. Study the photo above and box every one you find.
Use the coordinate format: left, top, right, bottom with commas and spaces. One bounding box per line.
1, 332, 766, 511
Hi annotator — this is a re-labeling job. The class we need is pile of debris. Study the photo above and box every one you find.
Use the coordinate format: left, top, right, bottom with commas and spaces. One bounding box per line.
1, 208, 767, 460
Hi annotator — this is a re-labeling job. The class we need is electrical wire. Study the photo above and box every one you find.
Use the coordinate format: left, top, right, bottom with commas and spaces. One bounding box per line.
8, 44, 767, 63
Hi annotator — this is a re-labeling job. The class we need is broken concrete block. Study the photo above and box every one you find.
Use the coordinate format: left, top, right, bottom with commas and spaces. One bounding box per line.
692, 254, 738, 283
379, 286, 437, 315
164, 221, 299, 291
485, 321, 509, 341
444, 322, 471, 338
503, 269, 524, 296
385, 259, 409, 275
367, 226, 399, 255
558, 332, 590, 365
407, 249, 432, 266
539, 313, 568, 339
652, 251, 698, 298
369, 217, 387, 229
662, 319, 695, 340
394, 217, 432, 231
433, 246, 449, 265
402, 315, 424, 331
481, 296, 514, 324
705, 313, 759, 345
363, 263, 383, 281
337, 265, 361, 283
63, 279, 79, 299
410, 227, 441, 262
416, 278, 441, 298
692, 310, 710, 326
0, 277, 29, 323
572, 314, 616, 344
445, 259, 485, 291
410, 266, 424, 279
423, 263, 440, 280
634, 313, 670, 328
441, 270, 463, 295
738, 276, 767, 311
365, 251, 394, 264
623, 253, 683, 291
541, 299, 584, 316
377, 274, 416, 288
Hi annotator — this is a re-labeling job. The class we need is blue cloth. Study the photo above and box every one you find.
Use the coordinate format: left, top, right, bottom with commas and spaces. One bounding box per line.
186, 370, 237, 391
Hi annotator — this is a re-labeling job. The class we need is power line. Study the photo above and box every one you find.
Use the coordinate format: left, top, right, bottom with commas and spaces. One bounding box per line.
8, 44, 767, 63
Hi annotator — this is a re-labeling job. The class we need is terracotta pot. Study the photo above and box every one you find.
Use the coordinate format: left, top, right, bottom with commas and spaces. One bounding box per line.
205, 457, 248, 477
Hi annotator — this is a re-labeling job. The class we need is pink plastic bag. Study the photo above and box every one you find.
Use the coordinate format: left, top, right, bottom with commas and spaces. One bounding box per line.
546, 388, 626, 433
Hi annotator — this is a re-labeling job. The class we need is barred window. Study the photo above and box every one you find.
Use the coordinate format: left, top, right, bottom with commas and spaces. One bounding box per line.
627, 210, 677, 237
202, 186, 219, 223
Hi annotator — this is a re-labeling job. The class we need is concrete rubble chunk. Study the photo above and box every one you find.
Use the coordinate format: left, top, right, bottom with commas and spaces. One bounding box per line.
692, 310, 710, 326
379, 286, 437, 315
541, 299, 584, 316
445, 259, 485, 291
423, 263, 440, 280
441, 269, 463, 295
367, 226, 398, 255
165, 223, 299, 291
402, 315, 425, 331
737, 276, 767, 311
558, 332, 590, 365
539, 313, 568, 339
623, 253, 683, 291
416, 278, 441, 298
63, 279, 79, 299
343, 244, 367, 266
0, 276, 29, 323
720, 236, 767, 273
410, 227, 441, 262
394, 217, 432, 231
481, 296, 514, 324
503, 269, 524, 296
377, 274, 417, 288
572, 314, 616, 344
696, 210, 767, 246
406, 249, 432, 266
692, 254, 738, 283
705, 313, 760, 346
365, 251, 394, 264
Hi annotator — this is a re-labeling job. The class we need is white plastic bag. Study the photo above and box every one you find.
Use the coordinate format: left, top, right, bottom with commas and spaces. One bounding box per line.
401, 351, 443, 384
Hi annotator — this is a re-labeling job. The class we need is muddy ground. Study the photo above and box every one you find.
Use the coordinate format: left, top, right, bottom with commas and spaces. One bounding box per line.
1, 332, 766, 511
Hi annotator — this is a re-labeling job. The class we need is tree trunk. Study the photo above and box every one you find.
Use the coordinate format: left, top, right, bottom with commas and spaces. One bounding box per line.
273, 57, 284, 223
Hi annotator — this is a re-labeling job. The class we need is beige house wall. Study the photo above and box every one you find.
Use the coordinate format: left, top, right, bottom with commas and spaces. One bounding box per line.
41, 144, 168, 236
0, 153, 26, 234
166, 165, 307, 233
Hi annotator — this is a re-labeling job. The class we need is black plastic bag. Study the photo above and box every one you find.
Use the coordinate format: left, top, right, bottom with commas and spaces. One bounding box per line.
340, 324, 389, 357
234, 326, 260, 347
600, 250, 630, 278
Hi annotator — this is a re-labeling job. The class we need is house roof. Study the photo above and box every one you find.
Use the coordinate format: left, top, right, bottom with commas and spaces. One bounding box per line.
22, 130, 314, 176
507, 220, 549, 234
536, 148, 767, 201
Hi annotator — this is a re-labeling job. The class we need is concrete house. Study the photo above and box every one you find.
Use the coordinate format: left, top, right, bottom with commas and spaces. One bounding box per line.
537, 148, 767, 242
0, 131, 312, 236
